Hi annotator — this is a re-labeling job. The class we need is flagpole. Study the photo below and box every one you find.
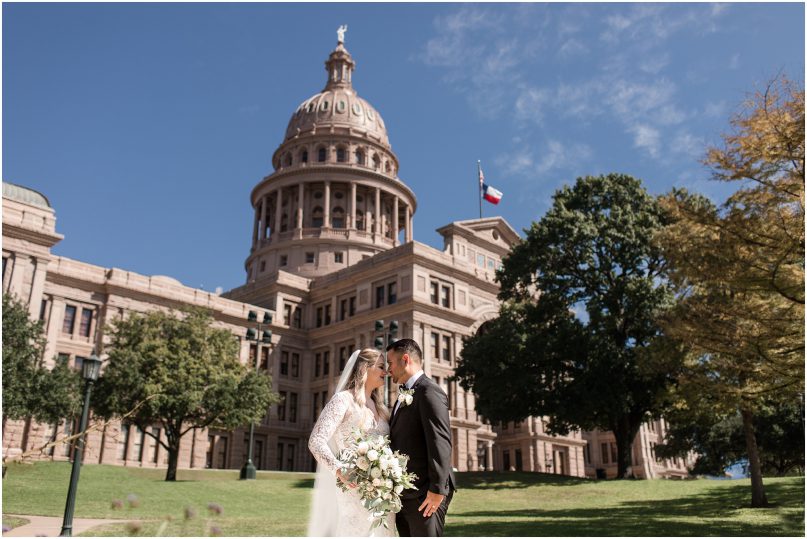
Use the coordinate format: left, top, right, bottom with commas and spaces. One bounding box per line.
477, 160, 482, 219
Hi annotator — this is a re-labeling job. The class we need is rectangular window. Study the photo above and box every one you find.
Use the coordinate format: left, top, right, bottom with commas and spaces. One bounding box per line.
260, 260, 266, 272
515, 449, 523, 471
62, 305, 77, 335
291, 353, 299, 378
57, 353, 70, 365
74, 356, 86, 373
305, 252, 315, 264
431, 333, 439, 359
441, 286, 451, 308
278, 392, 287, 421
584, 442, 591, 464
276, 442, 284, 470
323, 351, 330, 376
442, 335, 451, 362
316, 307, 323, 328
134, 426, 145, 462
387, 282, 397, 305
430, 282, 439, 304
39, 299, 48, 321
503, 450, 511, 471
349, 297, 356, 316
610, 443, 618, 464
324, 305, 331, 325
280, 351, 289, 376
477, 253, 486, 268
280, 255, 288, 267
284, 304, 292, 326
286, 443, 295, 471
335, 252, 344, 264
289, 393, 298, 423
340, 299, 347, 321
293, 307, 302, 328
487, 258, 495, 270
601, 443, 609, 464
315, 353, 321, 377
260, 347, 270, 371
339, 347, 347, 372
375, 285, 385, 308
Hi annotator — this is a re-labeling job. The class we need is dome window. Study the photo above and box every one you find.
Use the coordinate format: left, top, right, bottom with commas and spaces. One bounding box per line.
332, 206, 345, 229
312, 206, 324, 228
385, 161, 391, 173
336, 148, 346, 163
367, 109, 375, 121
372, 154, 381, 170
321, 101, 330, 111
336, 101, 346, 113
355, 149, 366, 166
334, 192, 344, 200
318, 147, 327, 162
314, 191, 323, 200
352, 103, 362, 115
307, 102, 315, 113
301, 150, 309, 163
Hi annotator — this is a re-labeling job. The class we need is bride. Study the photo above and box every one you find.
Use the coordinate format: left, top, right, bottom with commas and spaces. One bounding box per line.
307, 349, 396, 536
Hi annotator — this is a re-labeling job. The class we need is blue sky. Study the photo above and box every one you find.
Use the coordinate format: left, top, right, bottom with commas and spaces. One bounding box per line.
3, 2, 804, 292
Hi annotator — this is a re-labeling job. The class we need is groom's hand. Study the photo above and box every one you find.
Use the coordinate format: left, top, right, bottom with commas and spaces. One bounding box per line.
418, 491, 445, 518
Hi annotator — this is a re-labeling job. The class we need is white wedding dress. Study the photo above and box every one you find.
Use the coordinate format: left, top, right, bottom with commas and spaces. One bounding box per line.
308, 390, 396, 537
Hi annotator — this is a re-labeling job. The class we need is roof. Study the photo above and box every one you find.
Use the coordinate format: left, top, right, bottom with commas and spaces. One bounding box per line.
2, 182, 52, 209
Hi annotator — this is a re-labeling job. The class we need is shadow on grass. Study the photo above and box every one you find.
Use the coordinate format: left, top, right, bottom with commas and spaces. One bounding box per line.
292, 478, 315, 489
457, 471, 592, 490
447, 479, 804, 537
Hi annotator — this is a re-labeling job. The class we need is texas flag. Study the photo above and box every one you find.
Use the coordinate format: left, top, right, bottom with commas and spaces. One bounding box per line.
482, 183, 503, 205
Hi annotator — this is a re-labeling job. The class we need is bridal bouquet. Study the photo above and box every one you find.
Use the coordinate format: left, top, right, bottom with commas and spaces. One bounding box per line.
337, 429, 418, 530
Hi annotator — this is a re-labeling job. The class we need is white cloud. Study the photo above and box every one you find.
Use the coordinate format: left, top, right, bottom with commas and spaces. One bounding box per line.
729, 53, 741, 70
514, 87, 550, 124
704, 100, 727, 118
671, 132, 705, 158
630, 124, 661, 158
558, 38, 588, 58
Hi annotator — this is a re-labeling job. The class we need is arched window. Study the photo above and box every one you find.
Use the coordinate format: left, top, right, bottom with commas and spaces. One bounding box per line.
312, 206, 324, 228
385, 161, 391, 173
355, 149, 365, 165
301, 150, 308, 163
336, 147, 346, 163
356, 210, 365, 231
372, 154, 381, 170
283, 153, 292, 167
332, 206, 345, 229
318, 147, 327, 162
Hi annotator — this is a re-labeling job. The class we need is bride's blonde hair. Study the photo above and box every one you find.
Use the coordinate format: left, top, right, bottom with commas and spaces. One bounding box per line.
344, 348, 390, 422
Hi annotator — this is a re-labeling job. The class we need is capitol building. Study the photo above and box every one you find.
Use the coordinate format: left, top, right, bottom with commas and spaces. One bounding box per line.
2, 39, 693, 480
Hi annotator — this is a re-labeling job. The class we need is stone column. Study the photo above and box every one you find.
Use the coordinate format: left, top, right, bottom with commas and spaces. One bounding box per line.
393, 195, 399, 246
275, 188, 283, 234
296, 183, 304, 229
350, 182, 357, 229
27, 258, 47, 319
487, 441, 494, 470
260, 195, 267, 240
44, 298, 64, 366
405, 205, 412, 242
252, 204, 259, 246
374, 187, 381, 236
324, 181, 331, 228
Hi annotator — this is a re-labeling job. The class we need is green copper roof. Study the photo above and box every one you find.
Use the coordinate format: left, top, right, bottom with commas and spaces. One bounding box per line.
2, 182, 52, 209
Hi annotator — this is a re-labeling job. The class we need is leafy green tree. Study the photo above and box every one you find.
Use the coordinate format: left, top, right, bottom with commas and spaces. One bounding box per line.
457, 174, 680, 478
2, 293, 81, 433
93, 308, 279, 481
656, 76, 804, 506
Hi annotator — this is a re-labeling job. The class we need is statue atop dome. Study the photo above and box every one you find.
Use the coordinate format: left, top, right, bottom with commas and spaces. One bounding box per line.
337, 24, 347, 44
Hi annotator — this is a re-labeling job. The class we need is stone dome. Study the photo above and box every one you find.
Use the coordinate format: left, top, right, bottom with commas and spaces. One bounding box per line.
283, 43, 390, 148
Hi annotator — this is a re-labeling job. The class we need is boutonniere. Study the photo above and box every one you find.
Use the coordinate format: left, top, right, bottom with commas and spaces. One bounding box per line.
397, 388, 415, 407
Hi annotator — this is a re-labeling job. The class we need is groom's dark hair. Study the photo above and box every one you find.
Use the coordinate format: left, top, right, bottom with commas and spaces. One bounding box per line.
387, 338, 422, 363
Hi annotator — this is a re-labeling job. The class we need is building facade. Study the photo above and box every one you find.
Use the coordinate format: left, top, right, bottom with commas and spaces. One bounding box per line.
2, 39, 693, 479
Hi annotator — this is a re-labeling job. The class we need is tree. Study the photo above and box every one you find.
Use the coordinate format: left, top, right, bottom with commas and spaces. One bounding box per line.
93, 308, 279, 481
457, 174, 680, 478
655, 76, 804, 507
2, 293, 82, 432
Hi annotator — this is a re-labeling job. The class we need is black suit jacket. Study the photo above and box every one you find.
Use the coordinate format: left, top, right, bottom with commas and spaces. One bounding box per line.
390, 375, 457, 499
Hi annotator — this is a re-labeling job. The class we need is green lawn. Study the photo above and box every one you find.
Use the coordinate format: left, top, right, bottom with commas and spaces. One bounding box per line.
2, 462, 803, 536
2, 516, 30, 531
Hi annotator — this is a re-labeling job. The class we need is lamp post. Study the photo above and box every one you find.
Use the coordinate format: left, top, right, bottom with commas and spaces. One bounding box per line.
60, 351, 102, 537
240, 310, 272, 480
373, 319, 398, 405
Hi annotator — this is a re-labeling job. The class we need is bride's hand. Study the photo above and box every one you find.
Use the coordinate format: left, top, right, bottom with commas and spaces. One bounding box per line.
337, 470, 358, 489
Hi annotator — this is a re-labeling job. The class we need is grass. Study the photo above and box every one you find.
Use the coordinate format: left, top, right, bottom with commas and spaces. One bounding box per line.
1, 462, 803, 536
2, 516, 30, 531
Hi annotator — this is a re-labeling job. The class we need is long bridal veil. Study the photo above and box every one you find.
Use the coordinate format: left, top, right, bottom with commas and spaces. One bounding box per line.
307, 349, 362, 536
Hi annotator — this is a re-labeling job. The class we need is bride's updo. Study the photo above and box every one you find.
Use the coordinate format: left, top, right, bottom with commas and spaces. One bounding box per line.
344, 348, 391, 422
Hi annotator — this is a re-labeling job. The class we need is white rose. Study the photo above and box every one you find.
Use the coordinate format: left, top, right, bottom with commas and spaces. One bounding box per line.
357, 442, 369, 455
372, 478, 383, 486
385, 479, 393, 489
356, 456, 370, 471
370, 467, 382, 479
404, 394, 414, 405
383, 492, 391, 500
392, 468, 402, 479
366, 449, 379, 462
394, 484, 404, 494
383, 447, 392, 456
379, 458, 389, 471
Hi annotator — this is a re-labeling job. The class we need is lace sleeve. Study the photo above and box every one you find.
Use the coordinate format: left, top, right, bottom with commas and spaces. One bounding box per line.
308, 391, 351, 475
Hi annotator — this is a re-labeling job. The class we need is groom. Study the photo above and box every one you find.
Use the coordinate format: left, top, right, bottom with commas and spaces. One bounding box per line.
386, 339, 456, 537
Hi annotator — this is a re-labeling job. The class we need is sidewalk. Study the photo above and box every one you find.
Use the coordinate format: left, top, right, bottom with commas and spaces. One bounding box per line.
3, 515, 134, 537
